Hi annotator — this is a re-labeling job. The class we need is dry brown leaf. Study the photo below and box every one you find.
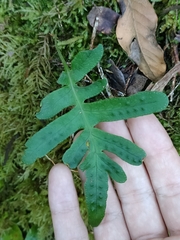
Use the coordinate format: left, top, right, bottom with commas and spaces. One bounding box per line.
116, 0, 166, 82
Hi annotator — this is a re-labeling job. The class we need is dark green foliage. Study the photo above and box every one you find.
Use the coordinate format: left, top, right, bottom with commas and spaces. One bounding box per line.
23, 45, 168, 226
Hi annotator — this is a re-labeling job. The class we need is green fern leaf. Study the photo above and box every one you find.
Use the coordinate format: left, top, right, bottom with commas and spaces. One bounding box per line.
22, 44, 169, 226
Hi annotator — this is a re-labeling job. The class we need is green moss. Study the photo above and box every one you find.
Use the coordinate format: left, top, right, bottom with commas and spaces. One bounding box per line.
0, 0, 180, 238
160, 0, 180, 33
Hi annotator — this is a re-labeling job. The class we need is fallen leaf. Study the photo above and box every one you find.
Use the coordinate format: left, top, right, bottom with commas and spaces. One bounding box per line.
87, 6, 119, 34
106, 59, 126, 93
106, 60, 147, 95
116, 0, 166, 81
126, 73, 147, 95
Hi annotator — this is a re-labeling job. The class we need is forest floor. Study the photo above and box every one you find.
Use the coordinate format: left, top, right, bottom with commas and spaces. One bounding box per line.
0, 1, 179, 239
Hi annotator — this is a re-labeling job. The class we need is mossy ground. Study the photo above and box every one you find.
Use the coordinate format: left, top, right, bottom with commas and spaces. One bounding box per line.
0, 0, 179, 239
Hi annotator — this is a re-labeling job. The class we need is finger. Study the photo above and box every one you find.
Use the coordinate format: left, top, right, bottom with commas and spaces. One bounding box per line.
127, 114, 180, 236
48, 164, 88, 240
98, 120, 167, 239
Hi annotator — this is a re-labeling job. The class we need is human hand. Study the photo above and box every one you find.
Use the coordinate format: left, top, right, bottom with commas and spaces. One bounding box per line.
48, 114, 180, 240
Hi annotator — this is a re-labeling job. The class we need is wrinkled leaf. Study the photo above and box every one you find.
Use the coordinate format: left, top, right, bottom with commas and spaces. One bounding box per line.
116, 0, 166, 81
87, 6, 120, 34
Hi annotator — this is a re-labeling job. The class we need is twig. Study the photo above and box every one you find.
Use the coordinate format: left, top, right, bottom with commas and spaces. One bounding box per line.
173, 44, 180, 65
71, 169, 78, 173
170, 76, 176, 101
162, 5, 180, 15
45, 155, 55, 165
169, 41, 180, 101
168, 81, 180, 100
146, 62, 180, 92
90, 16, 99, 50
97, 62, 113, 98
89, 15, 113, 97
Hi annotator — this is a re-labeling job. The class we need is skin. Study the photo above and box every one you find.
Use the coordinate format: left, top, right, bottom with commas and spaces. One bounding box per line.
48, 114, 180, 240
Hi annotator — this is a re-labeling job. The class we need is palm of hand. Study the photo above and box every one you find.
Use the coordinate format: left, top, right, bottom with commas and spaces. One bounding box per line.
48, 115, 180, 240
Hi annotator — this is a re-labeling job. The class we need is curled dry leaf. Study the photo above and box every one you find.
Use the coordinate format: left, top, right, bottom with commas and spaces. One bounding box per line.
126, 73, 147, 95
116, 0, 166, 82
87, 6, 120, 34
106, 60, 147, 96
106, 59, 126, 94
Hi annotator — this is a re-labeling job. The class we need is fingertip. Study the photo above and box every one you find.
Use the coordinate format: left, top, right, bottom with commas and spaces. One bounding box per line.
48, 163, 71, 183
48, 164, 88, 239
48, 163, 77, 214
